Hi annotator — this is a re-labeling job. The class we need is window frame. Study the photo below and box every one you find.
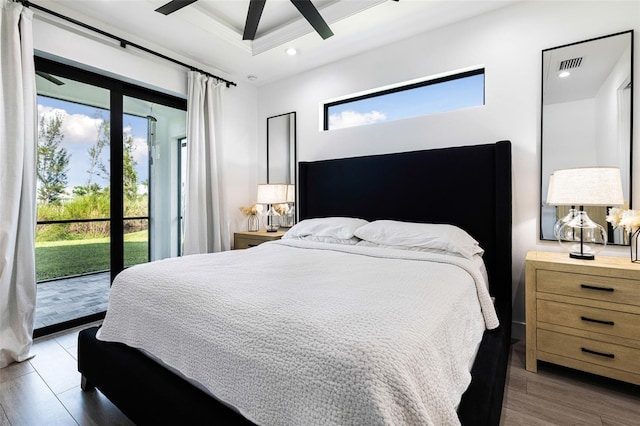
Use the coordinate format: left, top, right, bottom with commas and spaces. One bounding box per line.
322, 68, 485, 131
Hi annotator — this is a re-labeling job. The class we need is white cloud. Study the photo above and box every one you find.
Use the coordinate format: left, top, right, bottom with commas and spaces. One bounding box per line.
328, 110, 387, 130
38, 105, 103, 145
131, 137, 148, 163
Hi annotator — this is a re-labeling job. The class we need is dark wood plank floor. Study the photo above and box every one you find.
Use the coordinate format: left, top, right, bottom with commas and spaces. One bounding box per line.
0, 322, 132, 426
1, 327, 638, 425
502, 341, 639, 425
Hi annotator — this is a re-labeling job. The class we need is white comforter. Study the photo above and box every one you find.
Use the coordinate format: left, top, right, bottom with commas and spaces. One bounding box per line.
97, 239, 499, 426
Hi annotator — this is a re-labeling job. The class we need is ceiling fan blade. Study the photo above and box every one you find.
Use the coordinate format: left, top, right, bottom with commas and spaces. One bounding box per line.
243, 0, 266, 40
155, 0, 198, 15
36, 71, 64, 86
290, 0, 333, 40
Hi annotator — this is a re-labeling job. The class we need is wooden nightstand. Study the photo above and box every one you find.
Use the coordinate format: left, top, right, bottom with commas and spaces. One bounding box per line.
525, 251, 640, 385
233, 230, 286, 250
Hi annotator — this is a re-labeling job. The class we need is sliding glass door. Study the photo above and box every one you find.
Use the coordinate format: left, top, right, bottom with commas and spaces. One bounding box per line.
34, 57, 186, 336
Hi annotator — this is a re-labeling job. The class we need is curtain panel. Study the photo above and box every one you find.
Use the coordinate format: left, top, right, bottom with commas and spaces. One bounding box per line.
0, 0, 37, 368
183, 71, 230, 255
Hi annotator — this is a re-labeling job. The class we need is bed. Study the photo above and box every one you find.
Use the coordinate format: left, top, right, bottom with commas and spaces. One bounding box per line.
77, 140, 512, 425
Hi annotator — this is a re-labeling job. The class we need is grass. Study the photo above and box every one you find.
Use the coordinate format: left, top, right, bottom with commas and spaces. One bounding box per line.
36, 231, 149, 282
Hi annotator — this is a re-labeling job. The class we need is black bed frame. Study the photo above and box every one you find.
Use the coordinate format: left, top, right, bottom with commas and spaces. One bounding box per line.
78, 141, 512, 425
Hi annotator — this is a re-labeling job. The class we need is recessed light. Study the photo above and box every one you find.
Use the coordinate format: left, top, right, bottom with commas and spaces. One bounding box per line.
285, 47, 297, 56
247, 75, 258, 81
558, 71, 571, 78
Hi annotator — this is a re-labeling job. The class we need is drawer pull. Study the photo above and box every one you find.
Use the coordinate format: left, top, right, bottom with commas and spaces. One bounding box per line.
580, 316, 614, 326
580, 284, 614, 292
581, 347, 615, 359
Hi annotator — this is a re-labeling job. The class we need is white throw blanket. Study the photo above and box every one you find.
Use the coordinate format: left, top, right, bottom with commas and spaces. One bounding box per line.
97, 240, 499, 425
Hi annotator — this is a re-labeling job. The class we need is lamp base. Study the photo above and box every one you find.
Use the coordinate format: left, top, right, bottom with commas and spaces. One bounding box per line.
557, 210, 606, 262
570, 252, 595, 260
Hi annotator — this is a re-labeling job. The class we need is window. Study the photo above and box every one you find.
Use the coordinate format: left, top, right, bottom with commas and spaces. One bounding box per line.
323, 68, 484, 131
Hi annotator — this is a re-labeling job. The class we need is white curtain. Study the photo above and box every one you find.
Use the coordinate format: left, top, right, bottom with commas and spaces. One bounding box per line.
183, 71, 230, 254
0, 0, 37, 368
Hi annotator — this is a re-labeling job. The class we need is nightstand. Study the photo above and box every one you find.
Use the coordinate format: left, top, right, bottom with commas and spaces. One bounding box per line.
525, 251, 640, 385
233, 230, 286, 250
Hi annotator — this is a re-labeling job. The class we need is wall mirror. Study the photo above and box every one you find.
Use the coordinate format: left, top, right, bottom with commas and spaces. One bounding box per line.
267, 112, 296, 184
540, 30, 633, 244
267, 112, 296, 220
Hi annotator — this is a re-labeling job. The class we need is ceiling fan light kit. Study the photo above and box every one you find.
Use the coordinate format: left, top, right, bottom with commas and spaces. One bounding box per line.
155, 0, 334, 41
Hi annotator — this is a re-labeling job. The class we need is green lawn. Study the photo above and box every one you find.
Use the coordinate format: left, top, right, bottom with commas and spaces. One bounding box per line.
36, 231, 149, 282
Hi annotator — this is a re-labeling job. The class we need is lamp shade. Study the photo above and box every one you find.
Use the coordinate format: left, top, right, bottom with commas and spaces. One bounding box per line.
546, 167, 624, 206
286, 185, 295, 203
257, 184, 287, 204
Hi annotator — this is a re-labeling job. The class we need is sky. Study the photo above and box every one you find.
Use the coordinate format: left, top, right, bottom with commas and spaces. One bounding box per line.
328, 73, 484, 130
37, 96, 149, 195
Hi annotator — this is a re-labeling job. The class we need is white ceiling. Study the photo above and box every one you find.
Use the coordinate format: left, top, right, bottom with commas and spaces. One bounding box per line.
34, 0, 519, 86
543, 32, 632, 105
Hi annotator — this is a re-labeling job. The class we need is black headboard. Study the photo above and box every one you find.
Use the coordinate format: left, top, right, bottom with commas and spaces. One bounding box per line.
298, 141, 512, 327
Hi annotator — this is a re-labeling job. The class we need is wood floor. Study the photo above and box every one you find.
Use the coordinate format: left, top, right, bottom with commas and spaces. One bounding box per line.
1, 327, 638, 425
502, 341, 639, 425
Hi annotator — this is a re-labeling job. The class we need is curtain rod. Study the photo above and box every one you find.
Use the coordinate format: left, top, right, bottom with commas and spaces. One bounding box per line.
19, 0, 237, 88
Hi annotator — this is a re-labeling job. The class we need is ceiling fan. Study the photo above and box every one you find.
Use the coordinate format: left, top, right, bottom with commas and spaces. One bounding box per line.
155, 0, 334, 41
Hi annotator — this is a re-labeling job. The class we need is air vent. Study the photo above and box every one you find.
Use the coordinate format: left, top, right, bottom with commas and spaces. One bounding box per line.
558, 57, 583, 71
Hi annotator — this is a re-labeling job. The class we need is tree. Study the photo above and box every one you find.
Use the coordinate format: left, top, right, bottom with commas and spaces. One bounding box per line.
72, 183, 102, 197
37, 112, 70, 204
89, 112, 110, 188
89, 115, 138, 199
122, 131, 139, 200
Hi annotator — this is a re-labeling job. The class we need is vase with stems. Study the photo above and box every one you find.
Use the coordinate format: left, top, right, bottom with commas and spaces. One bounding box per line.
631, 228, 640, 263
247, 215, 259, 232
240, 204, 263, 232
606, 208, 640, 263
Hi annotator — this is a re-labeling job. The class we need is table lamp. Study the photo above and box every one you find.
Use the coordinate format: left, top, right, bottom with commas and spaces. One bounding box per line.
546, 167, 624, 260
257, 184, 287, 232
280, 184, 295, 228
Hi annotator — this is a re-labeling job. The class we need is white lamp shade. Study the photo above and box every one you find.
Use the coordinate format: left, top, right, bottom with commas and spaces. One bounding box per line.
257, 184, 287, 204
546, 167, 624, 206
286, 185, 295, 203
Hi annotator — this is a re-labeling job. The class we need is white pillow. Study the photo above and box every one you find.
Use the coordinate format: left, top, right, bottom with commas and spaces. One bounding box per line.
354, 220, 483, 260
298, 235, 360, 245
283, 217, 369, 241
355, 240, 462, 256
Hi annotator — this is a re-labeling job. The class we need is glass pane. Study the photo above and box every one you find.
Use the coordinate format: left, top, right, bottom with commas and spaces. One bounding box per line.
124, 218, 148, 267
326, 70, 485, 130
35, 72, 111, 329
123, 96, 186, 262
121, 109, 150, 267
35, 222, 110, 280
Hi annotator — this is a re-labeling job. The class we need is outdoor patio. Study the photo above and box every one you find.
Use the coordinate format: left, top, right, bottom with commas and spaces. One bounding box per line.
35, 272, 111, 330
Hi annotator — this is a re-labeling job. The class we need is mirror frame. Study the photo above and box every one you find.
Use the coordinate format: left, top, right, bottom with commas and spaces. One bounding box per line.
266, 111, 297, 217
540, 30, 634, 244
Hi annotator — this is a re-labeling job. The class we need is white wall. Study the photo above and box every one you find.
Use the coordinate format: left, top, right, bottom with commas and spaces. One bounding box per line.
32, 16, 259, 241
595, 45, 633, 195
256, 1, 640, 339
